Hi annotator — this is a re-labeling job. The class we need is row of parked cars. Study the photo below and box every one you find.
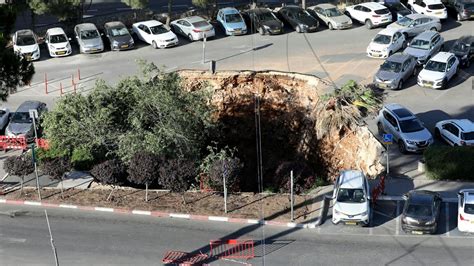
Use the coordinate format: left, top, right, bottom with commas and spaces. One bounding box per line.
332, 170, 474, 234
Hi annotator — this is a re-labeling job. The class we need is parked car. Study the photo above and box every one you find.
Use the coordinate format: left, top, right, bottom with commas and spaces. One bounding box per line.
12, 29, 40, 61
435, 119, 474, 146
277, 5, 319, 33
401, 190, 442, 234
408, 0, 448, 20
382, 0, 413, 21
345, 2, 392, 29
367, 28, 407, 58
417, 52, 459, 89
449, 35, 474, 68
307, 3, 352, 30
216, 7, 247, 36
332, 170, 371, 226
5, 101, 47, 142
377, 103, 433, 153
0, 107, 11, 131
386, 13, 441, 38
104, 21, 134, 51
242, 8, 284, 35
403, 31, 444, 65
171, 16, 215, 41
458, 189, 474, 233
133, 20, 178, 48
442, 0, 474, 21
74, 23, 104, 54
44, 27, 72, 57
374, 53, 417, 89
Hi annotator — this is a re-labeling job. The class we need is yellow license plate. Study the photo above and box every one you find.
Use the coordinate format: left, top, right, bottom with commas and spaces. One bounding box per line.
412, 231, 423, 235
470, 221, 474, 224
121, 44, 128, 48
57, 51, 65, 55
436, 12, 442, 15
345, 221, 357, 225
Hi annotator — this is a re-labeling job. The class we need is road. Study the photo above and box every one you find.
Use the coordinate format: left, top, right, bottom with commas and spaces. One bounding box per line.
1, 204, 473, 265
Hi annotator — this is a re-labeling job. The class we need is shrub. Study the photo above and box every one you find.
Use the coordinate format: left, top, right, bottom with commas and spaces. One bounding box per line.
3, 155, 34, 193
40, 157, 71, 198
91, 159, 127, 186
273, 161, 316, 194
127, 152, 161, 201
71, 146, 95, 170
208, 157, 243, 192
424, 146, 474, 181
158, 159, 197, 193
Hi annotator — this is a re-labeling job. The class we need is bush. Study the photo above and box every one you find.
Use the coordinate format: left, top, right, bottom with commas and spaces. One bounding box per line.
91, 159, 127, 186
273, 161, 316, 194
71, 146, 95, 170
127, 152, 161, 187
158, 159, 197, 193
208, 157, 243, 192
3, 155, 34, 177
424, 146, 474, 181
40, 157, 71, 181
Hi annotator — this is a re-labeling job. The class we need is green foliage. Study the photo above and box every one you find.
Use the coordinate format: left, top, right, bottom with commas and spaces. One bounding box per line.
158, 159, 197, 192
424, 146, 474, 181
192, 0, 210, 8
91, 159, 127, 186
199, 145, 242, 191
71, 146, 95, 170
122, 0, 149, 9
29, 0, 83, 22
199, 145, 237, 176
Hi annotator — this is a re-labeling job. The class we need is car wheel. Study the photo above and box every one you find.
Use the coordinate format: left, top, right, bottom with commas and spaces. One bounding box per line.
365, 19, 373, 29
152, 41, 158, 49
328, 23, 334, 30
398, 141, 407, 154
434, 128, 441, 139
377, 122, 384, 135
187, 34, 194, 42
397, 79, 403, 90
258, 26, 265, 35
430, 27, 437, 32
440, 78, 447, 90
296, 25, 302, 33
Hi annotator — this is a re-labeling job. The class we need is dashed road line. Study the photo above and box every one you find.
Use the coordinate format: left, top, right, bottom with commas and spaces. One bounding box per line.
396, 200, 400, 235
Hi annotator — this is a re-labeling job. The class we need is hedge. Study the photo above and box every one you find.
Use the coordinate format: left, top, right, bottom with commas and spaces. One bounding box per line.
424, 146, 474, 181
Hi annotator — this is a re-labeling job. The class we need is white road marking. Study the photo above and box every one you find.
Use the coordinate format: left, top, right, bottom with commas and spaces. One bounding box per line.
369, 227, 373, 235
247, 219, 259, 224
208, 216, 228, 222
396, 200, 400, 235
132, 210, 151, 216
170, 213, 190, 219
0, 199, 6, 203
95, 207, 114, 212
59, 204, 77, 209
24, 201, 41, 206
0, 237, 27, 243
445, 203, 450, 237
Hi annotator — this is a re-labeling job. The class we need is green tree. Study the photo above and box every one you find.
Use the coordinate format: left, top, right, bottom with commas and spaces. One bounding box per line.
122, 0, 148, 9
192, 0, 218, 18
28, 0, 91, 23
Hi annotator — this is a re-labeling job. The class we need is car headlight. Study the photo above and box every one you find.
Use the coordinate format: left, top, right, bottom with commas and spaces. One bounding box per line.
461, 55, 467, 59
300, 24, 308, 29
382, 47, 388, 52
49, 45, 55, 51
334, 209, 340, 215
34, 47, 39, 54
263, 25, 270, 29
425, 218, 436, 225
428, 137, 433, 143
360, 211, 368, 216
375, 76, 382, 82
406, 140, 416, 145
112, 40, 119, 46
67, 43, 71, 50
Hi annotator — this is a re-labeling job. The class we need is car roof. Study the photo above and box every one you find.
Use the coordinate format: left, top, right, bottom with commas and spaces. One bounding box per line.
16, 29, 35, 36
377, 27, 400, 36
219, 7, 240, 14
408, 190, 437, 204
358, 2, 387, 10
447, 119, 474, 132
184, 16, 206, 23
339, 170, 365, 189
46, 27, 66, 35
75, 23, 98, 31
384, 103, 416, 120
16, 101, 44, 112
314, 3, 337, 9
424, 0, 444, 4
282, 5, 303, 10
387, 53, 412, 63
406, 13, 429, 19
104, 21, 126, 28
135, 20, 163, 27
430, 52, 455, 62
414, 31, 438, 40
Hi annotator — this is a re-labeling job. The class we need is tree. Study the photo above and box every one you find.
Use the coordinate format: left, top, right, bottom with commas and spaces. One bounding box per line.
91, 159, 127, 201
3, 155, 34, 195
127, 152, 160, 202
122, 0, 149, 19
40, 157, 71, 198
158, 159, 197, 204
199, 146, 242, 192
192, 0, 218, 18
166, 0, 173, 26
28, 0, 91, 23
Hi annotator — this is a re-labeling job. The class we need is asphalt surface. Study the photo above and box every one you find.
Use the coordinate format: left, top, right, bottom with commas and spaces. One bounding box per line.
1, 204, 473, 265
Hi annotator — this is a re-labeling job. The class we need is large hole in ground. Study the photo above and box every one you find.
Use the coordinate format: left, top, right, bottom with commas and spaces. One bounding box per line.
180, 70, 385, 192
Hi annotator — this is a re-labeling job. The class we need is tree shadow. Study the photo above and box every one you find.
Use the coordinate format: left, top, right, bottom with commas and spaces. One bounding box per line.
228, 194, 274, 213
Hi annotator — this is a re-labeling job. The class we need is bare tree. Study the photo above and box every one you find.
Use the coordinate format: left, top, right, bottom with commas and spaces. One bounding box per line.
3, 155, 34, 195
41, 157, 71, 198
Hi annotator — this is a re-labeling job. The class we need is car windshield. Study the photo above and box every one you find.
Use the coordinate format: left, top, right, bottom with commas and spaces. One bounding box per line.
337, 188, 366, 203
374, 8, 390, 14
380, 60, 402, 73
11, 112, 31, 124
428, 4, 444, 10
461, 132, 474, 140
192, 21, 210, 28
294, 10, 312, 19
150, 25, 169, 34
466, 3, 474, 9
17, 35, 36, 46
50, 34, 67, 43
410, 39, 430, 50
80, 30, 99, 40
406, 204, 432, 216
399, 118, 424, 133
451, 41, 469, 53
225, 13, 242, 23
424, 60, 447, 72
110, 27, 129, 37
396, 16, 413, 27
373, 34, 392, 44
389, 3, 406, 11
257, 11, 276, 21
465, 203, 474, 214
325, 7, 342, 17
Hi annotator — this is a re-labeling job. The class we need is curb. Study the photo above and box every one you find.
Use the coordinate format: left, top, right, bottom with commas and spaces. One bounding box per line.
0, 198, 314, 229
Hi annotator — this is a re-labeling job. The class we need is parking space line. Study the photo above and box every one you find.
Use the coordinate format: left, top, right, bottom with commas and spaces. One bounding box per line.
396, 200, 400, 236
445, 203, 450, 237
369, 227, 373, 235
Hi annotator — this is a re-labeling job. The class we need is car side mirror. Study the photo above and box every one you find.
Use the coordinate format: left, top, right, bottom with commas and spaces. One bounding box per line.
45, 40, 48, 44
402, 194, 408, 200
395, 127, 399, 132
68, 37, 72, 41
100, 33, 104, 36
458, 192, 462, 197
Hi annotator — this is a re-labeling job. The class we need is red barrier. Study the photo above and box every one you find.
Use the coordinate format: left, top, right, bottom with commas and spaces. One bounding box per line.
371, 175, 386, 205
44, 73, 48, 94
210, 239, 255, 260
35, 138, 49, 150
77, 68, 81, 81
199, 174, 213, 192
162, 250, 208, 265
0, 136, 27, 150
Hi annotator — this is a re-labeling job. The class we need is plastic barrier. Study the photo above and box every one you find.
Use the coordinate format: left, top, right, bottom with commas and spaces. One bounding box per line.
209, 239, 255, 260
371, 175, 386, 205
35, 138, 49, 150
162, 250, 208, 265
0, 136, 27, 150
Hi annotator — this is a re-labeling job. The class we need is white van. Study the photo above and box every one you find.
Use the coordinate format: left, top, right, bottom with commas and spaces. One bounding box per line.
408, 0, 448, 20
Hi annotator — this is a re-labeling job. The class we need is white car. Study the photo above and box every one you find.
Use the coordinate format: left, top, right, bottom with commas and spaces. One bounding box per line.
345, 2, 392, 29
408, 0, 448, 20
367, 28, 406, 58
417, 52, 459, 89
12, 29, 40, 61
44, 27, 72, 57
171, 16, 216, 41
435, 119, 474, 146
132, 20, 178, 49
0, 107, 10, 131
458, 189, 474, 233
332, 170, 371, 226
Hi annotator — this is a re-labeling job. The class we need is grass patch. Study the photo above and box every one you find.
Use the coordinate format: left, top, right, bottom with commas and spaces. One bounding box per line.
424, 146, 474, 181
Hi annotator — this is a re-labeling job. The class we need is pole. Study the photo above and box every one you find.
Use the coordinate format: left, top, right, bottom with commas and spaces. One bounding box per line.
223, 167, 227, 214
202, 33, 207, 64
44, 73, 48, 94
45, 210, 59, 266
31, 118, 41, 201
77, 68, 81, 81
290, 170, 294, 222
302, 0, 306, 9
386, 144, 390, 175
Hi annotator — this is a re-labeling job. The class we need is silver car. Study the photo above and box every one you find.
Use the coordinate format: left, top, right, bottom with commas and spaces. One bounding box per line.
5, 101, 47, 142
308, 4, 352, 30
374, 53, 417, 90
74, 23, 104, 54
403, 31, 444, 65
377, 103, 433, 154
387, 14, 441, 38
